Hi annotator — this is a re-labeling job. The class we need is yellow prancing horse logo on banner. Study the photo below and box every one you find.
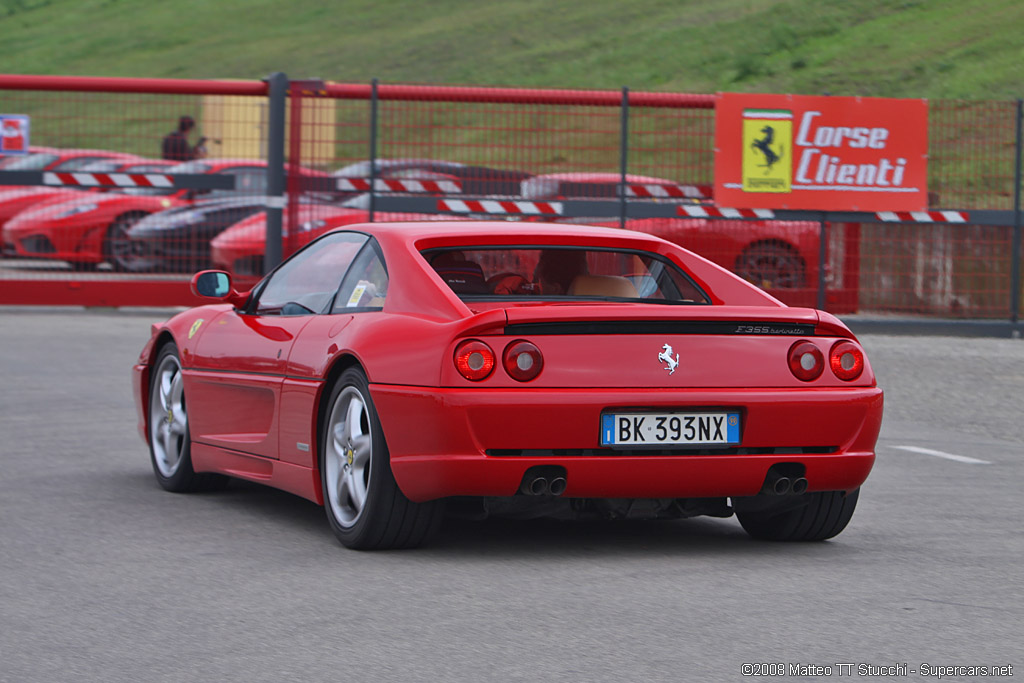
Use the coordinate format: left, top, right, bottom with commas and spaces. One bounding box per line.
742, 109, 792, 193
189, 319, 204, 339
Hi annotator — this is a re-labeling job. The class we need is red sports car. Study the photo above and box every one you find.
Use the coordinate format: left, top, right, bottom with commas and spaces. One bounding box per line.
3, 158, 267, 270
0, 156, 171, 222
132, 221, 882, 549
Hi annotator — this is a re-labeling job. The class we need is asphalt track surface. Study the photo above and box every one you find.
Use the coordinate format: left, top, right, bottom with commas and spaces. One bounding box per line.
1, 309, 1021, 682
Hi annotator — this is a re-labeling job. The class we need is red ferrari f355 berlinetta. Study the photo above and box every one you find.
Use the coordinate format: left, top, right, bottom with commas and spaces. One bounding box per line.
132, 221, 883, 549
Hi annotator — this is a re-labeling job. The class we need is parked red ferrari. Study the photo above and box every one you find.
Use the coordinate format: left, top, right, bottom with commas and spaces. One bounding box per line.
3, 158, 266, 270
0, 158, 174, 229
132, 221, 882, 549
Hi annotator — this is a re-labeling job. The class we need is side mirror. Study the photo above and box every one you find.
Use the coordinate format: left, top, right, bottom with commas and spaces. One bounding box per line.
191, 270, 250, 307
192, 270, 231, 298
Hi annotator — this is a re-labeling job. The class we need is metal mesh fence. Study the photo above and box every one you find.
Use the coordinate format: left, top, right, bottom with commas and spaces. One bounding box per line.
1, 75, 1021, 321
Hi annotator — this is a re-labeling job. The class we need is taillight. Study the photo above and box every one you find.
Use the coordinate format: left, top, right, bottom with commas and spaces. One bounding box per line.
788, 340, 824, 381
502, 340, 544, 382
829, 341, 864, 381
454, 340, 495, 381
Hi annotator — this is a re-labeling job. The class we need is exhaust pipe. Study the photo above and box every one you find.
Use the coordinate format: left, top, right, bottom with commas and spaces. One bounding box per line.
548, 476, 567, 497
791, 477, 808, 495
772, 476, 792, 495
520, 476, 549, 496
518, 466, 568, 496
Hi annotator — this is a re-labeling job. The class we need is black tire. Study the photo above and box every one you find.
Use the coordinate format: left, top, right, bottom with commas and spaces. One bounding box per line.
147, 343, 228, 493
735, 240, 806, 289
319, 367, 444, 549
104, 213, 147, 272
736, 489, 860, 541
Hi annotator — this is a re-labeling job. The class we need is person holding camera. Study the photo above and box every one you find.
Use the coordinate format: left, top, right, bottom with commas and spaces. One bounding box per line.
161, 115, 207, 161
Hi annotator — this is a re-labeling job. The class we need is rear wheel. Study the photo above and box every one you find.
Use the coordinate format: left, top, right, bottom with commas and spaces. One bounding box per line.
736, 489, 859, 541
320, 367, 443, 549
735, 240, 806, 289
148, 343, 227, 492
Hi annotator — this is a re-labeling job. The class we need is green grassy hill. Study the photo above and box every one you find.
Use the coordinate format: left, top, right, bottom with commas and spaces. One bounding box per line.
2, 0, 1023, 99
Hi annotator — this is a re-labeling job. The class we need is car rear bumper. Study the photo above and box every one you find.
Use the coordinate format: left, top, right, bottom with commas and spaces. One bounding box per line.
371, 385, 883, 502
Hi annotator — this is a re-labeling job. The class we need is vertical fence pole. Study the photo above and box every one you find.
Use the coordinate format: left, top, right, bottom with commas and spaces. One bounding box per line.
818, 213, 828, 310
619, 86, 629, 230
263, 72, 288, 275
368, 78, 379, 222
1011, 99, 1023, 325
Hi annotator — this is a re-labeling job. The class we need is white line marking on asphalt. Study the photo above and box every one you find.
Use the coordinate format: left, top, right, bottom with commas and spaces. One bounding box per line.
892, 445, 991, 465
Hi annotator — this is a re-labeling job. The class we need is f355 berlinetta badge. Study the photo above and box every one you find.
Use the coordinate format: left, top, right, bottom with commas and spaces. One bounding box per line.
658, 343, 679, 374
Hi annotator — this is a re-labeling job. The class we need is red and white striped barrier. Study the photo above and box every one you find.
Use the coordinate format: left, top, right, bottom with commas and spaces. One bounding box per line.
438, 199, 563, 215
676, 205, 776, 219
627, 183, 712, 200
43, 172, 174, 188
336, 178, 462, 194
876, 210, 969, 223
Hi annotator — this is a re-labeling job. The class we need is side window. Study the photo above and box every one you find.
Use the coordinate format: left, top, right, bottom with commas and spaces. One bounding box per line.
254, 232, 368, 316
332, 241, 389, 313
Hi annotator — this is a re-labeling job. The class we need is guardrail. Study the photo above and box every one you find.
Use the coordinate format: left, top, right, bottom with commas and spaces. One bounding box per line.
0, 73, 1021, 330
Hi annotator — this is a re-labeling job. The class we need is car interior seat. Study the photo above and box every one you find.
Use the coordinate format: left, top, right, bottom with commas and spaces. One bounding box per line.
567, 274, 639, 298
431, 251, 489, 294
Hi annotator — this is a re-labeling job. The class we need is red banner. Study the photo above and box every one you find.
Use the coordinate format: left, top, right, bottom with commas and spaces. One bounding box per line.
714, 94, 928, 211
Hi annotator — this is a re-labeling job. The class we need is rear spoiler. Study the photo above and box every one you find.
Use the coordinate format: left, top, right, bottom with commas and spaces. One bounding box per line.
452, 305, 855, 339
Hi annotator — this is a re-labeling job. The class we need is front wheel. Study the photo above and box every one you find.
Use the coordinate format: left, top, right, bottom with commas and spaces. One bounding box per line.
320, 367, 443, 549
736, 489, 860, 541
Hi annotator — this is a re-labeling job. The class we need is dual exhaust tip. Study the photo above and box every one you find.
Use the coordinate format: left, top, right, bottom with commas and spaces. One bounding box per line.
768, 475, 809, 496
763, 465, 808, 496
519, 466, 568, 497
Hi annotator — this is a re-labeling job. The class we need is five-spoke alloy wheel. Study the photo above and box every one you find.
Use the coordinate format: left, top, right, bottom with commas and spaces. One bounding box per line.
320, 367, 443, 549
148, 343, 225, 492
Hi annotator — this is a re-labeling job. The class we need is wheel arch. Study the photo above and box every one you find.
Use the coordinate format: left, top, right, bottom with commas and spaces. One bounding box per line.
112, 209, 151, 225
738, 237, 803, 260
734, 238, 808, 288
314, 353, 366, 490
138, 330, 178, 445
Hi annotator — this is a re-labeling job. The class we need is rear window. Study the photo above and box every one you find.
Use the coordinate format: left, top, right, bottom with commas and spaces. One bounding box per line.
422, 246, 709, 304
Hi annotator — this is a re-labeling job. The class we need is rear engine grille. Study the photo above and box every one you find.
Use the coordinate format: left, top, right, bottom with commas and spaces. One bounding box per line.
486, 446, 837, 457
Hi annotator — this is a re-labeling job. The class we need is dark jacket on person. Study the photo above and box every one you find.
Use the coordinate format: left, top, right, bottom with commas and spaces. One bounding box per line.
162, 131, 194, 161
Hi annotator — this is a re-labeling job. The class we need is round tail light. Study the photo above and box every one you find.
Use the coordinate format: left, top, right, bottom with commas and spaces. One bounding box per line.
502, 340, 544, 382
788, 340, 824, 381
454, 340, 495, 381
829, 341, 864, 381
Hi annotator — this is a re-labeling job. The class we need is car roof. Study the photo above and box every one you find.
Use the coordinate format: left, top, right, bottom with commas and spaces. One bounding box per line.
353, 220, 671, 250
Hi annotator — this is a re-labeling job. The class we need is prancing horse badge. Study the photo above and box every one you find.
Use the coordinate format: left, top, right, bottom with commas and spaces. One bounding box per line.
658, 343, 679, 375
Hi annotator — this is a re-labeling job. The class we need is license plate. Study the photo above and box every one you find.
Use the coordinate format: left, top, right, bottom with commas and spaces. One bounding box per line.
600, 411, 741, 447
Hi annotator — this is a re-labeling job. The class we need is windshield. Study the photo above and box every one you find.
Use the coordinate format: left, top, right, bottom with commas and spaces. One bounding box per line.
2, 153, 59, 170
422, 246, 709, 304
